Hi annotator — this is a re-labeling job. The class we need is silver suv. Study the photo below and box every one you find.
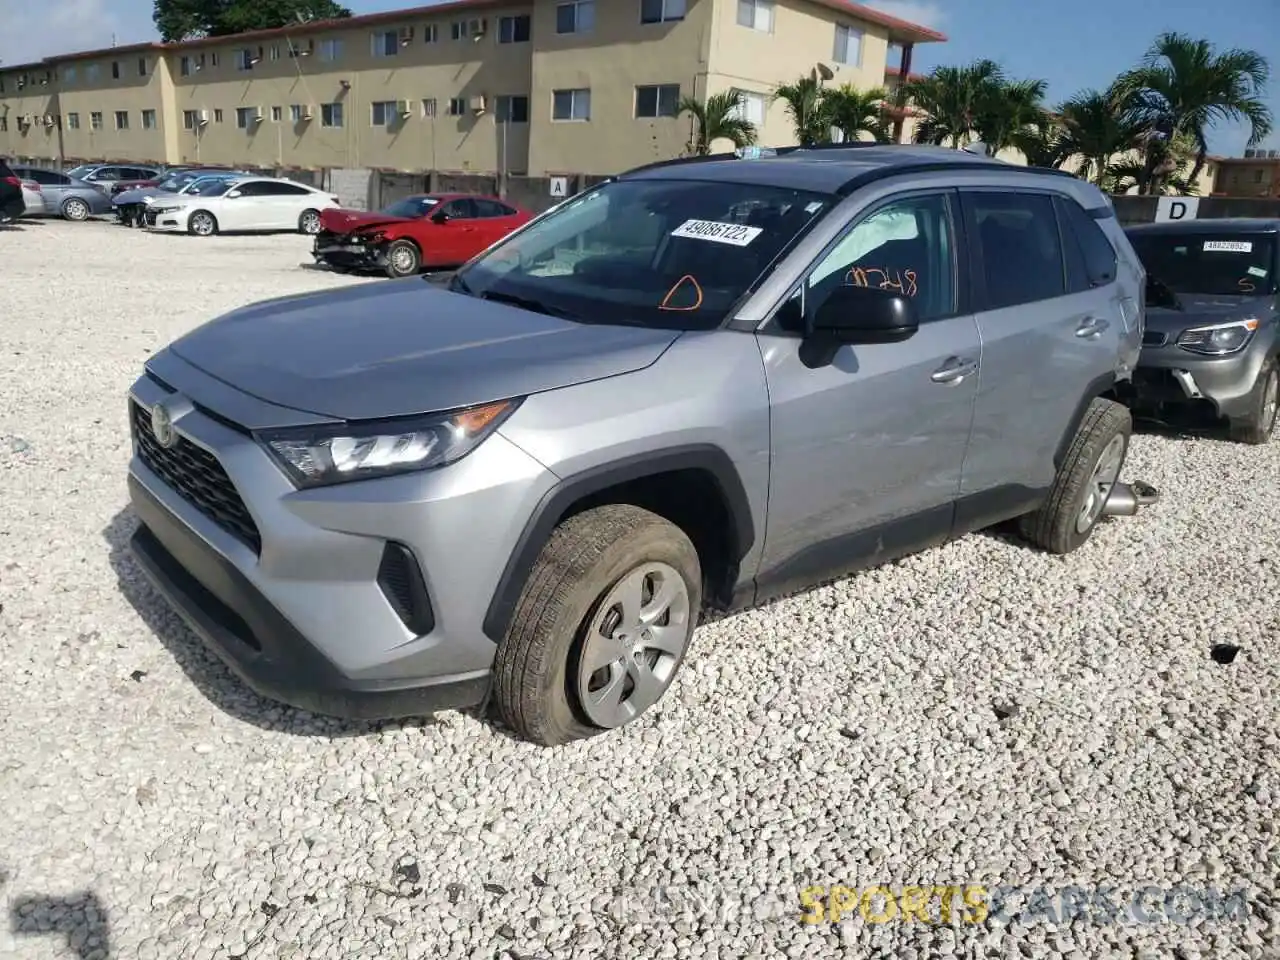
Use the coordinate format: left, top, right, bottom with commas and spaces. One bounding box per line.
125, 145, 1151, 745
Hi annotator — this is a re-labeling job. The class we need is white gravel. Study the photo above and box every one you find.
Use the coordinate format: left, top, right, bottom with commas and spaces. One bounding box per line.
2, 219, 1278, 960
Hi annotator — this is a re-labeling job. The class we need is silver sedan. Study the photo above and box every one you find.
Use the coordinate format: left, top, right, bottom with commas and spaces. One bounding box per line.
9, 166, 114, 221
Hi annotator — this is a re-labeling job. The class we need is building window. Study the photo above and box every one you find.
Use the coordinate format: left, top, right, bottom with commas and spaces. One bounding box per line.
833, 24, 863, 65
451, 20, 469, 40
730, 89, 766, 126
236, 47, 263, 70
421, 98, 438, 118
635, 84, 680, 118
1255, 170, 1266, 184
321, 102, 343, 127
371, 101, 398, 126
85, 64, 101, 82
183, 110, 199, 129
90, 112, 103, 130
737, 0, 774, 31
640, 0, 686, 23
495, 95, 529, 123
63, 65, 77, 84
270, 44, 281, 61
320, 39, 343, 60
180, 56, 191, 76
213, 108, 224, 123
111, 61, 120, 79
67, 112, 81, 130
447, 97, 466, 117
498, 15, 531, 42
210, 52, 220, 67
142, 109, 157, 129
271, 105, 282, 122
423, 23, 439, 42
114, 110, 129, 130
0, 117, 6, 132
138, 57, 148, 76
552, 88, 591, 121
290, 104, 304, 122
236, 106, 259, 128
556, 0, 595, 33
372, 30, 399, 57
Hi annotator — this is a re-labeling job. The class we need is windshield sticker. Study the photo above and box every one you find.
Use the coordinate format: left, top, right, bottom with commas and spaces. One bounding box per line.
1203, 240, 1252, 253
804, 201, 824, 214
670, 219, 762, 247
1247, 266, 1268, 278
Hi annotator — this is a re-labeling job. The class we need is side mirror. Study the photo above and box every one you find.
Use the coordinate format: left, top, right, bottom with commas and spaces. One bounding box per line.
226, 189, 242, 198
810, 284, 919, 345
431, 209, 450, 224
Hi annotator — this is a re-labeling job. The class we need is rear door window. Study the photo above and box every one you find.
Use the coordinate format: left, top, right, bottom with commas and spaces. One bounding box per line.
966, 192, 1066, 309
1056, 196, 1117, 292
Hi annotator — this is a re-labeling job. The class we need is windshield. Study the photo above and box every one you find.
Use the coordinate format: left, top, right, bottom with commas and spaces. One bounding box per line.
384, 196, 440, 218
1128, 232, 1277, 296
65, 164, 95, 180
188, 178, 236, 197
453, 178, 833, 330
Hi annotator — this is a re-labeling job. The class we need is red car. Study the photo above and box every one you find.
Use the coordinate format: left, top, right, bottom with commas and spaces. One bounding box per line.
312, 193, 532, 278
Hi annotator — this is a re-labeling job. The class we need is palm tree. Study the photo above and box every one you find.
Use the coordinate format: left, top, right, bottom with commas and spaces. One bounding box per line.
677, 91, 759, 155
772, 76, 830, 146
1055, 87, 1144, 185
975, 77, 1051, 156
906, 59, 1005, 147
1113, 32, 1272, 191
820, 84, 892, 143
1011, 123, 1067, 169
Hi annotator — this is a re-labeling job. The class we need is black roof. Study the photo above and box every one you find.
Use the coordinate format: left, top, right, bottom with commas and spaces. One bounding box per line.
620, 144, 1074, 195
1126, 218, 1280, 235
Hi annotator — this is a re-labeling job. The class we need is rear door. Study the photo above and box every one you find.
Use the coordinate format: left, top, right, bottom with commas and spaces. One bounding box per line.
471, 198, 521, 252
958, 189, 1123, 502
435, 198, 481, 263
23, 168, 71, 206
263, 181, 320, 230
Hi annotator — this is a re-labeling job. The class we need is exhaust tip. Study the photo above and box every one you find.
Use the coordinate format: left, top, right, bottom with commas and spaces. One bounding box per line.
1130, 480, 1159, 506
1101, 480, 1160, 518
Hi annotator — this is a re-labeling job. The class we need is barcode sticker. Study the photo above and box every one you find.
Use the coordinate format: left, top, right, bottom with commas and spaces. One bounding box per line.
671, 219, 763, 247
1203, 240, 1253, 252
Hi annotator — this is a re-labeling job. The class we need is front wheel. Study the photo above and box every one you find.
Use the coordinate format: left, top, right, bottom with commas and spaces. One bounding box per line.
1229, 360, 1279, 445
298, 209, 322, 235
62, 198, 90, 221
493, 504, 702, 746
188, 210, 218, 237
384, 239, 421, 279
1019, 397, 1132, 554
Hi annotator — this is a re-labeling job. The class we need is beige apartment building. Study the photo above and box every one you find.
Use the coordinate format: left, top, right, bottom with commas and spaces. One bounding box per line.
0, 0, 943, 177
1213, 152, 1280, 198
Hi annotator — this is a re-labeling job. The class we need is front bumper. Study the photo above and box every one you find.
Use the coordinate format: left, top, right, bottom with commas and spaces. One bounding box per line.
125, 367, 557, 719
145, 209, 185, 231
312, 235, 386, 270
1130, 343, 1264, 418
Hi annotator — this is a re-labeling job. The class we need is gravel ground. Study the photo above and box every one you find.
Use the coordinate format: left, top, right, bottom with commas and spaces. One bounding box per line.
1, 218, 1278, 960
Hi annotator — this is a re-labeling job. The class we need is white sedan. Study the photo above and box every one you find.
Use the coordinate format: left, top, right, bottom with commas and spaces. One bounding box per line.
145, 176, 339, 237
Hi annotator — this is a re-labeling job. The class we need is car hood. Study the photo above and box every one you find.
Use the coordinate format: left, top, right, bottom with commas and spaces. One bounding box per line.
113, 186, 163, 204
166, 281, 681, 421
320, 208, 413, 233
1144, 293, 1274, 336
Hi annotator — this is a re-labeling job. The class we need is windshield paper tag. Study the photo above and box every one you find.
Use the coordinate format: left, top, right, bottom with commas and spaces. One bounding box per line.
1248, 266, 1268, 278
671, 219, 762, 247
1203, 240, 1252, 253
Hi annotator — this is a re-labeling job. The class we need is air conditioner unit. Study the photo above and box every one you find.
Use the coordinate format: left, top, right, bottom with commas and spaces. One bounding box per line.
290, 39, 314, 57
398, 26, 415, 45
470, 95, 488, 114
251, 109, 264, 122
302, 105, 316, 120
42, 114, 56, 126
468, 17, 488, 36
16, 79, 26, 90
197, 109, 210, 125
396, 99, 413, 117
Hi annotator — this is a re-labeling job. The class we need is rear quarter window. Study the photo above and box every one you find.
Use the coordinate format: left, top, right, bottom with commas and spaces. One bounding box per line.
1056, 196, 1117, 291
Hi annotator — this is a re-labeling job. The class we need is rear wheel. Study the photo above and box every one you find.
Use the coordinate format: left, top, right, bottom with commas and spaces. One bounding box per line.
298, 209, 322, 235
188, 210, 218, 237
493, 504, 702, 746
62, 198, 90, 221
1018, 397, 1132, 554
1228, 359, 1279, 445
384, 239, 422, 279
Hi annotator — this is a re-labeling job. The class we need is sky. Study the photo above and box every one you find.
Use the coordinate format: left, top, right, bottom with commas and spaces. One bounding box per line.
0, 0, 1276, 156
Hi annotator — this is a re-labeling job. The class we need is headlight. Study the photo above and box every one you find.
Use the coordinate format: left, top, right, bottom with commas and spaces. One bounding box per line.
1176, 318, 1259, 356
151, 205, 179, 214
259, 399, 521, 488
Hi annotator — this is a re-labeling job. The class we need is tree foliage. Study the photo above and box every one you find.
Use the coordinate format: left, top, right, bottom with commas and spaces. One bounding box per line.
153, 0, 352, 42
678, 91, 758, 155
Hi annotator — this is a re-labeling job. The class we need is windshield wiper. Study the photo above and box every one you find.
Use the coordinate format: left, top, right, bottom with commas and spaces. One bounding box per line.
448, 272, 472, 295
478, 290, 579, 321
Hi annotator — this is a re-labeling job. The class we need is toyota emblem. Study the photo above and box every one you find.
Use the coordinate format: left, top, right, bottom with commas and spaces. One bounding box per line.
150, 402, 177, 448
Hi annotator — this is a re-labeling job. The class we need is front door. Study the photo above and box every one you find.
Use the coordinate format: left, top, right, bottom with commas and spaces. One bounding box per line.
755, 190, 982, 598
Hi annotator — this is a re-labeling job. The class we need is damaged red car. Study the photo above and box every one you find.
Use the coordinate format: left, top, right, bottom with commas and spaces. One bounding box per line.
312, 193, 532, 278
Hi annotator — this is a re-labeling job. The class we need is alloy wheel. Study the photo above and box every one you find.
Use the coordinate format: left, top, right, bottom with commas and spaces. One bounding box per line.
64, 199, 89, 221
300, 212, 320, 234
191, 213, 215, 236
1076, 433, 1125, 534
1262, 369, 1279, 438
390, 246, 416, 275
576, 562, 692, 729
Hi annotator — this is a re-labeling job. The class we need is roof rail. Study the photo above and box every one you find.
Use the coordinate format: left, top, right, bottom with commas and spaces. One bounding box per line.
834, 157, 1084, 195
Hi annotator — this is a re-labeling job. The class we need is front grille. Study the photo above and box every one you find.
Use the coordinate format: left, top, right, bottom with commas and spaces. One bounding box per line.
130, 400, 261, 553
1143, 330, 1168, 347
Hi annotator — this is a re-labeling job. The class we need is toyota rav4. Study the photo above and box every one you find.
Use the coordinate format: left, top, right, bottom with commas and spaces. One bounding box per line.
125, 145, 1154, 746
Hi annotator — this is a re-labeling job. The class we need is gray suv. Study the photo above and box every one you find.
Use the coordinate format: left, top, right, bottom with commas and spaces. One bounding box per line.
1124, 219, 1278, 443
125, 145, 1150, 745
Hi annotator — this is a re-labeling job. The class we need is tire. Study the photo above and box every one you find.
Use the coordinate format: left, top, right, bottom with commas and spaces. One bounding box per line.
384, 239, 421, 279
298, 209, 322, 235
1018, 397, 1132, 555
1228, 359, 1279, 445
188, 210, 218, 237
62, 198, 90, 221
493, 504, 702, 746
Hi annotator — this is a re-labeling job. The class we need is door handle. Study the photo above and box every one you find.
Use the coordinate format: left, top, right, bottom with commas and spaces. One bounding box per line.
930, 357, 979, 385
1076, 317, 1110, 339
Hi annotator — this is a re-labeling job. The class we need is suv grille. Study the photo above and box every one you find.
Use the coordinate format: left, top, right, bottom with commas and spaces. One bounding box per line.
130, 400, 261, 552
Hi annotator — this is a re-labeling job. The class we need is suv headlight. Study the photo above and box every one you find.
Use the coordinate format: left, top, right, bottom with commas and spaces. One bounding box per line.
1176, 319, 1259, 356
259, 399, 521, 488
